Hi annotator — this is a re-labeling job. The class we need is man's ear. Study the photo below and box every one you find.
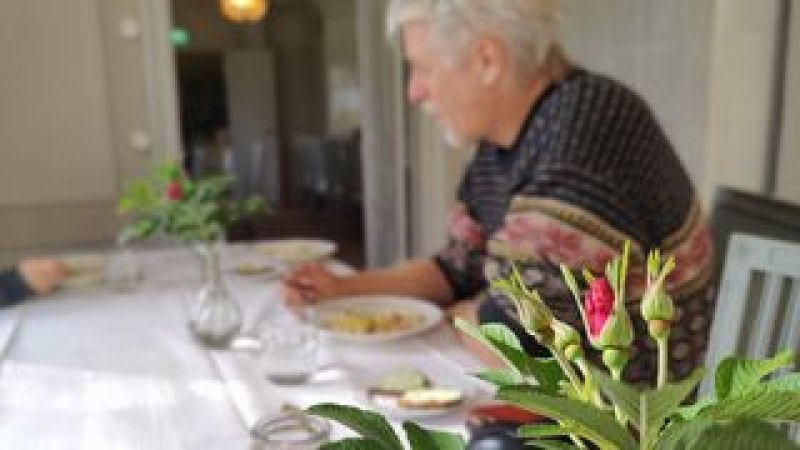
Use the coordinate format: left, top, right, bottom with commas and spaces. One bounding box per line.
475, 36, 508, 86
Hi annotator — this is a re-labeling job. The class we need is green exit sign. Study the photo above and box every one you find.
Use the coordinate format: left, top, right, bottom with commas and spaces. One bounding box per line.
170, 28, 191, 48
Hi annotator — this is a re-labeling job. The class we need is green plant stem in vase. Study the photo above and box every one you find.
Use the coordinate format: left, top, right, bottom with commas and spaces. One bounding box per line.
188, 241, 242, 347
118, 161, 266, 348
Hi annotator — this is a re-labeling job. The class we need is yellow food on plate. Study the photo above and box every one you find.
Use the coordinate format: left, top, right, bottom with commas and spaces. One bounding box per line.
368, 368, 431, 396
234, 264, 277, 276
397, 388, 463, 409
319, 309, 423, 335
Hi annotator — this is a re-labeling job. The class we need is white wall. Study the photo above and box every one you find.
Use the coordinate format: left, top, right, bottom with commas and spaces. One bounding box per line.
561, 0, 716, 200
706, 0, 785, 200
0, 0, 179, 259
776, 2, 800, 202
0, 0, 117, 207
560, 0, 794, 205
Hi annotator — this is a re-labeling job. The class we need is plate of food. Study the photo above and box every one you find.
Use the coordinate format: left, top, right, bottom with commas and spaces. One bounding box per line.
252, 239, 337, 264
313, 295, 442, 343
231, 262, 282, 279
359, 367, 471, 419
60, 253, 107, 289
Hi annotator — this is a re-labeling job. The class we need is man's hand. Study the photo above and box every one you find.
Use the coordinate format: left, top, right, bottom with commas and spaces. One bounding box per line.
18, 258, 68, 295
282, 262, 343, 308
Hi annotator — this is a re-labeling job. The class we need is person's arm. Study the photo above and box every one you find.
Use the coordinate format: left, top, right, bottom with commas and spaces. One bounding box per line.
284, 258, 455, 308
0, 268, 35, 307
0, 258, 67, 307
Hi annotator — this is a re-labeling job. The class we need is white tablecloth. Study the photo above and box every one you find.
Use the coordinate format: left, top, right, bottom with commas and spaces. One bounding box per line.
0, 246, 490, 449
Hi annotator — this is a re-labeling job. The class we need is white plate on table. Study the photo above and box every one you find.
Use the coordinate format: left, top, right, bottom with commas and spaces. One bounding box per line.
313, 295, 443, 343
60, 254, 107, 289
252, 239, 337, 265
356, 369, 473, 419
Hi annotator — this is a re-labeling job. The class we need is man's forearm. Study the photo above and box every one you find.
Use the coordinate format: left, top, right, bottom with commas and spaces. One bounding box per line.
335, 259, 455, 307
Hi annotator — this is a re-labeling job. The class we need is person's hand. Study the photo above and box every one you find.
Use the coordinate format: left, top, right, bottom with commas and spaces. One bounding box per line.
282, 262, 343, 309
18, 258, 68, 295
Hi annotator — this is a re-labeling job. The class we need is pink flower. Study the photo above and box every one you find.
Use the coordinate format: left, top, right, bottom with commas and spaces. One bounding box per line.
584, 277, 615, 338
166, 180, 183, 201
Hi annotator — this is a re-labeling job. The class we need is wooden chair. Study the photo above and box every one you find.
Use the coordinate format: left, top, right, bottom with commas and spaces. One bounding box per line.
700, 233, 800, 439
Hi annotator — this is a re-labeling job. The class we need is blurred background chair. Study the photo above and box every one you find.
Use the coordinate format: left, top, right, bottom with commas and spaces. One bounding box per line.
710, 187, 800, 283
700, 233, 800, 439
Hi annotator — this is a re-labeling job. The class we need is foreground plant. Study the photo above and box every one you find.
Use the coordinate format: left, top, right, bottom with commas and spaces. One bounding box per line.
309, 242, 800, 450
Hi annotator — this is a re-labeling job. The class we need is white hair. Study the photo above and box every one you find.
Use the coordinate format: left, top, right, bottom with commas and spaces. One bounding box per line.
387, 0, 562, 76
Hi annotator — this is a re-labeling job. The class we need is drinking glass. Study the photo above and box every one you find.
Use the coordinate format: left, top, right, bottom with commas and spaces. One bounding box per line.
250, 412, 330, 449
257, 312, 320, 385
107, 247, 142, 291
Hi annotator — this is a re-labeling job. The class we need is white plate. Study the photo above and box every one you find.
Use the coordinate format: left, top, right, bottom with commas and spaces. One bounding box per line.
357, 371, 473, 419
313, 295, 442, 343
60, 254, 107, 289
252, 239, 337, 264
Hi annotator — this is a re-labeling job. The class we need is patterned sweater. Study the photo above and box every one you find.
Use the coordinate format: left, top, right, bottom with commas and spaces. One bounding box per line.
434, 69, 714, 383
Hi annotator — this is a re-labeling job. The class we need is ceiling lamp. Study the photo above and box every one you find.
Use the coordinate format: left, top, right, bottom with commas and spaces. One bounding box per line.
219, 0, 269, 24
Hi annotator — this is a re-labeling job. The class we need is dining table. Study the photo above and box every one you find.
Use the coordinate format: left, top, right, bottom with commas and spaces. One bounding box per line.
0, 243, 491, 449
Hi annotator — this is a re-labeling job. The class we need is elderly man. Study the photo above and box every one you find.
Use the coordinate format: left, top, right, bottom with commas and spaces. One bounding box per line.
285, 0, 713, 382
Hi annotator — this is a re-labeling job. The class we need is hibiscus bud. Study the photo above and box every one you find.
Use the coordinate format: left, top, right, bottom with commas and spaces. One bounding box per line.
648, 319, 671, 340
594, 308, 634, 350
492, 267, 554, 342
165, 180, 183, 201
641, 251, 676, 339
553, 320, 583, 361
602, 348, 630, 374
584, 278, 615, 339
513, 289, 554, 339
641, 288, 675, 323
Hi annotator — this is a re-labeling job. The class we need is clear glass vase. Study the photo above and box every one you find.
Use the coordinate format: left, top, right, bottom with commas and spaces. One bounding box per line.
188, 242, 242, 348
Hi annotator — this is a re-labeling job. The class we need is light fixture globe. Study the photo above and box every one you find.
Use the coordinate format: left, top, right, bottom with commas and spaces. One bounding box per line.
219, 0, 269, 24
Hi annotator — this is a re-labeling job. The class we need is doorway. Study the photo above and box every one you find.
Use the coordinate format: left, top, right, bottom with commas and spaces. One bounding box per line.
169, 0, 365, 267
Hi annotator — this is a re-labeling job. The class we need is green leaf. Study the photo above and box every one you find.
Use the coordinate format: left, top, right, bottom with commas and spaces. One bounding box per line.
714, 351, 794, 400
518, 423, 576, 438
687, 418, 800, 450
455, 320, 526, 379
458, 320, 566, 392
703, 389, 800, 422
403, 422, 465, 450
474, 369, 520, 388
765, 373, 800, 391
308, 404, 404, 450
497, 385, 638, 450
590, 366, 641, 428
654, 417, 717, 450
156, 161, 182, 180
119, 216, 160, 243
192, 175, 234, 201
481, 323, 525, 352
641, 369, 705, 446
522, 358, 567, 394
320, 438, 386, 450
525, 440, 581, 450
118, 180, 159, 212
675, 397, 716, 420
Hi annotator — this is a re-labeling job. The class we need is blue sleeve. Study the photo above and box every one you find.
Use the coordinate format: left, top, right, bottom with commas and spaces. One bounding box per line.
0, 268, 35, 307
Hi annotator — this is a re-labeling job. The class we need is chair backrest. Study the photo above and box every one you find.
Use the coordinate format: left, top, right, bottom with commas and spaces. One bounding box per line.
700, 233, 800, 400
710, 187, 800, 283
